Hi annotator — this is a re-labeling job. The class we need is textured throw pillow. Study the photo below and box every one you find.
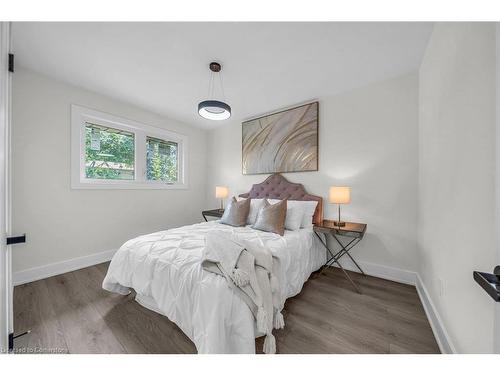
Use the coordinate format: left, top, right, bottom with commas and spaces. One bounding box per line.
268, 199, 304, 231
237, 197, 266, 225
252, 199, 287, 236
220, 197, 250, 227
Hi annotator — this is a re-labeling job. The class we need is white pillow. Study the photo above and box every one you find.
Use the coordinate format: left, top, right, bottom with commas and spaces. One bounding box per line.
237, 197, 266, 225
283, 205, 303, 231
269, 199, 318, 228
298, 201, 318, 228
267, 199, 303, 231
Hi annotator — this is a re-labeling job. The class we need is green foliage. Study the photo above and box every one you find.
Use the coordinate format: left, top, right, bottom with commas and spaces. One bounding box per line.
84, 126, 178, 182
146, 138, 178, 182
85, 126, 135, 180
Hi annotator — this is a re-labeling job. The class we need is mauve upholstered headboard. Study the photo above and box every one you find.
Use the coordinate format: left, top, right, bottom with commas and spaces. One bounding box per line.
238, 173, 323, 224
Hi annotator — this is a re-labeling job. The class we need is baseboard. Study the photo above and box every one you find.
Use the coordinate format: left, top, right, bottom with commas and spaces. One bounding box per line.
331, 259, 456, 353
415, 274, 457, 354
13, 249, 117, 286
331, 259, 417, 285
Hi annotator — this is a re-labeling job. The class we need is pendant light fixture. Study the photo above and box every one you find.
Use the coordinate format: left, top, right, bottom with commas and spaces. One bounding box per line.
198, 62, 231, 121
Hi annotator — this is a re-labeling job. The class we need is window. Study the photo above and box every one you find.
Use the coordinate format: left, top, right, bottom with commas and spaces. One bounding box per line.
146, 137, 178, 182
85, 124, 135, 180
71, 105, 188, 189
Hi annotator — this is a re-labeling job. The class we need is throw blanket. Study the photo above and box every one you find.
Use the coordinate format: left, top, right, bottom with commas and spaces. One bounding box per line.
202, 231, 285, 354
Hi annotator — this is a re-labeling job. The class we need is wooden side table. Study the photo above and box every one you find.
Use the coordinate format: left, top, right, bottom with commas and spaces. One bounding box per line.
313, 220, 367, 293
202, 209, 224, 221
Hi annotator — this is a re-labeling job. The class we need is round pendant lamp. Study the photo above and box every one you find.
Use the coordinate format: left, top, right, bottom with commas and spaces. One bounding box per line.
198, 62, 231, 121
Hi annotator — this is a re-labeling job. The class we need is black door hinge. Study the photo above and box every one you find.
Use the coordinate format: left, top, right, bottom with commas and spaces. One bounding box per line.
8, 330, 31, 352
8, 53, 14, 73
6, 234, 26, 245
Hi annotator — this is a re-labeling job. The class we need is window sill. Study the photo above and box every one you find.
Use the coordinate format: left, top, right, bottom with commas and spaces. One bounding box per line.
71, 180, 189, 190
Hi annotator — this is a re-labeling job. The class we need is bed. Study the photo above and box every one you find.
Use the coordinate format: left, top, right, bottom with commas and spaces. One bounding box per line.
102, 174, 325, 354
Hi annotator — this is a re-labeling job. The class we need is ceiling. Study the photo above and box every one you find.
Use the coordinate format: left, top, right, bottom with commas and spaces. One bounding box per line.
12, 22, 433, 129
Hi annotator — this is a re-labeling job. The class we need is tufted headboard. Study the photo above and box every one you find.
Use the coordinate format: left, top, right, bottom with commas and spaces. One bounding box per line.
238, 173, 323, 224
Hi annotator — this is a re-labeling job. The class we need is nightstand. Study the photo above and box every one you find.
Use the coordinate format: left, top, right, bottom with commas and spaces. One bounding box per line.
202, 209, 225, 222
313, 220, 367, 293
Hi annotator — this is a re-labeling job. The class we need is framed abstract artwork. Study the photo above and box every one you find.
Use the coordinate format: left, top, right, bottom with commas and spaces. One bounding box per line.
242, 102, 318, 175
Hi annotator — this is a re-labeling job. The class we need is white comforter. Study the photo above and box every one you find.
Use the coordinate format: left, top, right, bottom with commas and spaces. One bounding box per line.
102, 221, 325, 354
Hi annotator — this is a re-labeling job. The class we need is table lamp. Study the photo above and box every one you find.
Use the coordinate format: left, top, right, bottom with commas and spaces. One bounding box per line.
329, 186, 351, 227
215, 186, 229, 210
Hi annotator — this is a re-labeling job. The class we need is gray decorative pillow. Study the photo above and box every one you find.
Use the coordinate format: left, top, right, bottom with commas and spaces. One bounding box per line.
220, 197, 250, 227
252, 199, 287, 236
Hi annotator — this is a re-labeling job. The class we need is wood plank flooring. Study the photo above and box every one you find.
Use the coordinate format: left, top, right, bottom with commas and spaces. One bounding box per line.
13, 263, 440, 354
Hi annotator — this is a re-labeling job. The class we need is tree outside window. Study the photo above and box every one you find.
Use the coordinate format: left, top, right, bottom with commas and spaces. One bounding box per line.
85, 124, 135, 180
146, 136, 178, 182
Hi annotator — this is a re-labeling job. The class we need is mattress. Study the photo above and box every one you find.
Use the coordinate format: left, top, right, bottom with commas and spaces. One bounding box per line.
102, 220, 326, 353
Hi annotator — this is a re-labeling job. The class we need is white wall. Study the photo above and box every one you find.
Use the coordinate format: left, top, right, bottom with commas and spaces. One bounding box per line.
11, 68, 208, 276
419, 23, 496, 353
207, 73, 419, 276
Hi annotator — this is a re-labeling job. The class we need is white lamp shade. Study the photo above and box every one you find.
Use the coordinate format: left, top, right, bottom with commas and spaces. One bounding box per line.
215, 186, 229, 199
329, 186, 351, 204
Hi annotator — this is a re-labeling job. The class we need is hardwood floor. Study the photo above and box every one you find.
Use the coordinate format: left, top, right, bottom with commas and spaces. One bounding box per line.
13, 263, 440, 354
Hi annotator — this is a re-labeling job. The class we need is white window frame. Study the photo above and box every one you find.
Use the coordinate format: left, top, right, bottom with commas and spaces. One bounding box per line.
71, 104, 188, 189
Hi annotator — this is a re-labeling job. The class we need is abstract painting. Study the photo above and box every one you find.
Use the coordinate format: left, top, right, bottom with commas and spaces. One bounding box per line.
242, 102, 318, 175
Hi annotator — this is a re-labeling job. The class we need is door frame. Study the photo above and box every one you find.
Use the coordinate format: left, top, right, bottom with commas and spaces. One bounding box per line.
0, 21, 12, 353
495, 22, 500, 354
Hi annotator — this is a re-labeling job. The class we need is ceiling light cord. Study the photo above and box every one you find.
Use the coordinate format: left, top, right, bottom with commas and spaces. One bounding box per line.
208, 70, 215, 98
207, 70, 225, 100
219, 71, 226, 101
